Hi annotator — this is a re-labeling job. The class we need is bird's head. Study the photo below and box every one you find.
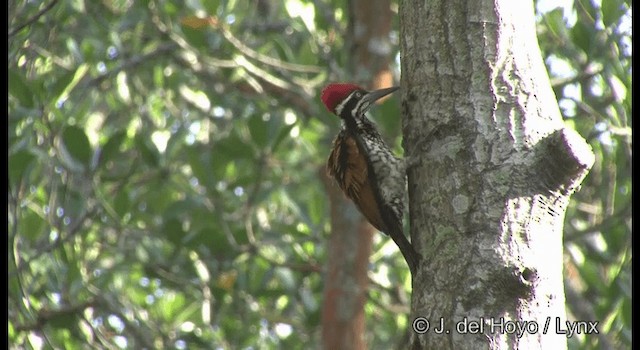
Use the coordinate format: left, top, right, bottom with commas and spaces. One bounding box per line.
321, 83, 399, 120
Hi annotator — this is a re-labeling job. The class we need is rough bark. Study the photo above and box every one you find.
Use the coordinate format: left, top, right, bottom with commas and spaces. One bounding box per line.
399, 0, 594, 349
320, 0, 394, 349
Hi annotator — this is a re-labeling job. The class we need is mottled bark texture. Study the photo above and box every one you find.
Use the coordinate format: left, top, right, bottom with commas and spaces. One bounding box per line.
399, 0, 594, 349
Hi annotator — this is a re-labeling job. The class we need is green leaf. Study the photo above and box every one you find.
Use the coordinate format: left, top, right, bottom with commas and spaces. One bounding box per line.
135, 134, 160, 167
164, 199, 197, 220
61, 125, 93, 169
249, 113, 287, 150
162, 218, 184, 246
305, 190, 325, 226
601, 0, 626, 27
9, 149, 36, 189
570, 21, 594, 54
180, 20, 209, 49
49, 70, 76, 102
49, 64, 89, 103
113, 189, 131, 219
576, 0, 598, 23
201, 0, 221, 14
8, 68, 35, 108
99, 131, 127, 168
49, 312, 79, 330
217, 130, 255, 161
186, 145, 213, 186
157, 292, 186, 320
621, 295, 631, 326
272, 123, 295, 154
20, 210, 47, 242
543, 8, 568, 40
248, 113, 269, 148
271, 37, 296, 63
190, 226, 233, 256
577, 262, 605, 295
274, 267, 296, 290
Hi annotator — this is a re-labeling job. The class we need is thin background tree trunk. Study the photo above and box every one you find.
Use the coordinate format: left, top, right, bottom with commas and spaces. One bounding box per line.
320, 0, 395, 349
400, 0, 594, 349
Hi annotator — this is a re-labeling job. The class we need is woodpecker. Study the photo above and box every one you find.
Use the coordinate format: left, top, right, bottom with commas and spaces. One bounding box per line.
321, 83, 420, 275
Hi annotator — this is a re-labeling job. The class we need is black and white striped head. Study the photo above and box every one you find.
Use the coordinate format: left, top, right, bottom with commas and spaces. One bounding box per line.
321, 83, 399, 122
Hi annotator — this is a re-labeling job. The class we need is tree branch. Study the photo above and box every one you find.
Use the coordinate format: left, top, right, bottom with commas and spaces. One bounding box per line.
13, 299, 97, 333
9, 0, 59, 37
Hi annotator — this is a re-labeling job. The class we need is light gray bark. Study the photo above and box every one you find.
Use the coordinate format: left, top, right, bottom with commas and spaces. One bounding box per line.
400, 0, 594, 349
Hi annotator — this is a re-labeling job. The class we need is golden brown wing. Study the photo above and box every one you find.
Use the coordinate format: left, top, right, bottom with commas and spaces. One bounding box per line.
327, 133, 387, 232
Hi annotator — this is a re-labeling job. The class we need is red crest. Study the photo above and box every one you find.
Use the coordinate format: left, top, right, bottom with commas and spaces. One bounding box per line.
320, 83, 362, 113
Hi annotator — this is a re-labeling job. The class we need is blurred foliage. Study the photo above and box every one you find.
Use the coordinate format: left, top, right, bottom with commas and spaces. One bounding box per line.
8, 0, 630, 349
535, 0, 631, 348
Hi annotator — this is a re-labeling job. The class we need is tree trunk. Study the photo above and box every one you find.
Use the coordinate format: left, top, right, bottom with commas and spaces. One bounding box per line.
321, 171, 373, 350
320, 0, 394, 349
399, 0, 594, 349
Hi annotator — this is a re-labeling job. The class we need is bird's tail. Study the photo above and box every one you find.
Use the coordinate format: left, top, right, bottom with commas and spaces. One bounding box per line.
388, 224, 420, 276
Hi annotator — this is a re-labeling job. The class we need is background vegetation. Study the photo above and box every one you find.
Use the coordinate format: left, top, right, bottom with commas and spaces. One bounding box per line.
8, 0, 631, 348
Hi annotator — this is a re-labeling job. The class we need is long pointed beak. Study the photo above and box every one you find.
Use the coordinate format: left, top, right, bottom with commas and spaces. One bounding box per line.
362, 86, 399, 108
